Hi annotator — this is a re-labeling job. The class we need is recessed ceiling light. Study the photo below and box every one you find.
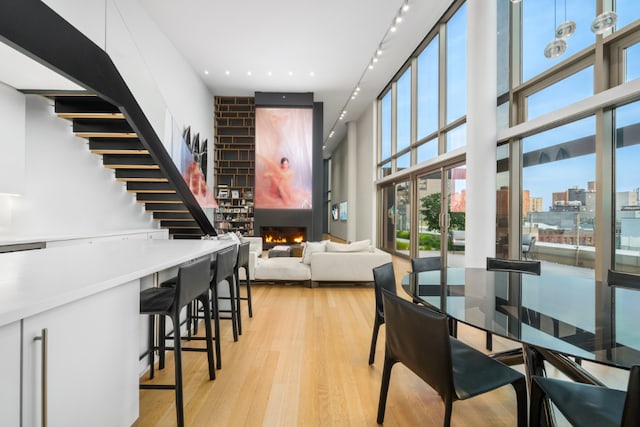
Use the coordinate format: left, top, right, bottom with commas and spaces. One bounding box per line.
369, 63, 374, 70
402, 2, 409, 12
225, 70, 230, 75
396, 16, 402, 24
373, 57, 378, 63
376, 49, 383, 56
309, 71, 315, 77
204, 70, 209, 75
390, 25, 397, 32
267, 71, 272, 76
247, 71, 252, 76
356, 87, 360, 92
288, 71, 294, 76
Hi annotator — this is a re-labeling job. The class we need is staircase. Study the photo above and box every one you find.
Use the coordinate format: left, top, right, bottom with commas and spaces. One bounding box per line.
50, 94, 209, 239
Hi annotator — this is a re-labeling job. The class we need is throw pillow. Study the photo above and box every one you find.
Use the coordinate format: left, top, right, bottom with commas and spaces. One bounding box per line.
301, 241, 327, 264
326, 239, 371, 253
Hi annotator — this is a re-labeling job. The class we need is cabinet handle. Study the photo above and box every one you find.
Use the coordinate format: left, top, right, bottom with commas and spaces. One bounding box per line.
34, 328, 48, 427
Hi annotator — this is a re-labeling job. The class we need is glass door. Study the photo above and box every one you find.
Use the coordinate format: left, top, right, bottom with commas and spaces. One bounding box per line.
415, 163, 466, 267
446, 164, 466, 267
381, 181, 411, 255
417, 171, 444, 259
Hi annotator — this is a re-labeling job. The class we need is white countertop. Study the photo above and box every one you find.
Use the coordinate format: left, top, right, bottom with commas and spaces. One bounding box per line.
0, 239, 235, 327
0, 228, 165, 247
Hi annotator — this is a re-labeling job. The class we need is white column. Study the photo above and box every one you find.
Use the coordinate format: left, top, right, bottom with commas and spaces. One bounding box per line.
347, 120, 357, 242
465, 0, 498, 267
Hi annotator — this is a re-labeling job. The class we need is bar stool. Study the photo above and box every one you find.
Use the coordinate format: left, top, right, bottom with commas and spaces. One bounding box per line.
139, 257, 215, 427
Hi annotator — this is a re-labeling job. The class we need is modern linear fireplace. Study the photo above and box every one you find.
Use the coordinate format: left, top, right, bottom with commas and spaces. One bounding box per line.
261, 226, 306, 249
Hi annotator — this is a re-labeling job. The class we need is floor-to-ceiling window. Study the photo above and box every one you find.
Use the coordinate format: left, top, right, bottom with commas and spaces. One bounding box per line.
375, 1, 467, 258
500, 0, 640, 278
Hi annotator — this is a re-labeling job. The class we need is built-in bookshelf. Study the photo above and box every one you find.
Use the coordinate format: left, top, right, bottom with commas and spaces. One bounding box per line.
214, 96, 255, 235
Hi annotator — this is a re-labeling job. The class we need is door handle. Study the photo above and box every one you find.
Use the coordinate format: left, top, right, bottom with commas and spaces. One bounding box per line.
34, 328, 48, 427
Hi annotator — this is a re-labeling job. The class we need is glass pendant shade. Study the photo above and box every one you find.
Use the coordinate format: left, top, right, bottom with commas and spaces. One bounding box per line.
544, 38, 567, 59
556, 20, 576, 39
591, 11, 617, 34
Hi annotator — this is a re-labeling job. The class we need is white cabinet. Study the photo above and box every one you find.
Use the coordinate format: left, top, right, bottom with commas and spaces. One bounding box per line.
0, 321, 21, 427
22, 280, 140, 427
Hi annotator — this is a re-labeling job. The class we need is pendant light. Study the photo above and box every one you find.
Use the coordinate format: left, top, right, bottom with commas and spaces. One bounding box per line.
591, 10, 617, 34
544, 0, 567, 59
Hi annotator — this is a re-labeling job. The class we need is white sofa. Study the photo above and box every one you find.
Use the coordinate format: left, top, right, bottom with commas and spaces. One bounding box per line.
246, 238, 392, 287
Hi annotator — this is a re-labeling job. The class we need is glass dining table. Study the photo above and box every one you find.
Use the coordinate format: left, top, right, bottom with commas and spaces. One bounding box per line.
401, 267, 640, 383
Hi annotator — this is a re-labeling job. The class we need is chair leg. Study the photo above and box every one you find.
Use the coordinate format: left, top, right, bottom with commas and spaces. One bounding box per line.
529, 377, 545, 427
443, 397, 453, 427
148, 315, 155, 379
246, 275, 253, 318
369, 317, 382, 365
210, 285, 222, 370
512, 377, 528, 427
170, 313, 185, 427
159, 314, 166, 370
486, 332, 493, 351
377, 357, 395, 424
198, 294, 216, 380
228, 276, 239, 342
235, 271, 243, 336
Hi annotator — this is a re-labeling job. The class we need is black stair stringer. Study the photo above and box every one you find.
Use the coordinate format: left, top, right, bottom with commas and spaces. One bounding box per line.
0, 0, 216, 237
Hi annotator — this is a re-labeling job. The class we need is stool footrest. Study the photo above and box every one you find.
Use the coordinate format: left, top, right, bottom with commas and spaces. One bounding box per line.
140, 384, 176, 390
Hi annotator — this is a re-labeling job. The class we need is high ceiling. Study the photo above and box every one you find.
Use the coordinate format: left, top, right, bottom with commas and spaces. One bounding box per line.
138, 0, 451, 157
0, 0, 452, 158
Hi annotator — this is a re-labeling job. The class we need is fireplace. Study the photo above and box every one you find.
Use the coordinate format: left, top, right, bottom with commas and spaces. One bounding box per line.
261, 226, 306, 249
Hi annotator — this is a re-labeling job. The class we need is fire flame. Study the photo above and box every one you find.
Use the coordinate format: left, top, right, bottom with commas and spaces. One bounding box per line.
264, 234, 305, 244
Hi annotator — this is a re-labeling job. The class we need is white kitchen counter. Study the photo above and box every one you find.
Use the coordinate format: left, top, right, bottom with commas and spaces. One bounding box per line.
0, 228, 167, 247
0, 238, 235, 327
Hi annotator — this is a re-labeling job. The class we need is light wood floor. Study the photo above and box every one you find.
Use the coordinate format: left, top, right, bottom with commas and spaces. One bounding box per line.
134, 256, 624, 426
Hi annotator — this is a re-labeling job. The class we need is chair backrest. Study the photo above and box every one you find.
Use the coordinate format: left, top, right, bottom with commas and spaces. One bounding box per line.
522, 233, 535, 247
176, 258, 211, 309
381, 288, 454, 398
622, 365, 640, 427
486, 257, 541, 275
607, 269, 640, 291
373, 262, 397, 317
215, 245, 236, 285
236, 241, 250, 270
411, 256, 442, 273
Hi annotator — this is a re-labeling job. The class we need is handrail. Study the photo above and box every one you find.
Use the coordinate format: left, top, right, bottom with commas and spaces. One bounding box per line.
0, 0, 216, 236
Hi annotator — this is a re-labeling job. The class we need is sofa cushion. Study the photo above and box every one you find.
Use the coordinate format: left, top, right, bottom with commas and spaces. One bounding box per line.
301, 240, 327, 264
326, 239, 371, 253
254, 257, 311, 281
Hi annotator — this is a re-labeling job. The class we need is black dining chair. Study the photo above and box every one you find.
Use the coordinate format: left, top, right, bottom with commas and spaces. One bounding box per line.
486, 257, 541, 275
485, 256, 541, 350
607, 269, 640, 290
410, 256, 442, 273
377, 289, 527, 426
530, 365, 640, 427
368, 262, 396, 365
139, 258, 216, 427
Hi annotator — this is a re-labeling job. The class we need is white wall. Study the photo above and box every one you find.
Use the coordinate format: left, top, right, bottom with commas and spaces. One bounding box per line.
0, 82, 25, 196
330, 136, 348, 240
3, 95, 155, 238
329, 102, 378, 244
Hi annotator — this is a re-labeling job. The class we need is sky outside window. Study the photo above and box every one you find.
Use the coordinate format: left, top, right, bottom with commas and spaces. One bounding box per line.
417, 36, 439, 140
522, 0, 595, 82
446, 3, 467, 124
381, 91, 392, 161
527, 66, 594, 120
396, 67, 411, 152
522, 116, 595, 212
